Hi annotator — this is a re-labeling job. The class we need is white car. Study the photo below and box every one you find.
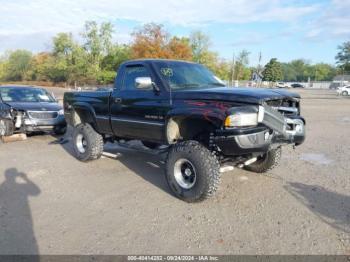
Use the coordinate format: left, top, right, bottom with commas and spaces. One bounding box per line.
337, 85, 350, 96
276, 82, 291, 89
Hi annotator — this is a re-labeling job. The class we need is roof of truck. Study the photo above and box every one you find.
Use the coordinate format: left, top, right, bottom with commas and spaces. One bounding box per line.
0, 85, 40, 90
122, 59, 196, 65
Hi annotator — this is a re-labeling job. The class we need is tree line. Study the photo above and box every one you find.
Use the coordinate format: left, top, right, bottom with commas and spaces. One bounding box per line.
0, 21, 348, 86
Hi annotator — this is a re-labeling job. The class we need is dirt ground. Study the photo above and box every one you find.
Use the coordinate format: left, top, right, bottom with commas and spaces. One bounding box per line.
0, 88, 349, 255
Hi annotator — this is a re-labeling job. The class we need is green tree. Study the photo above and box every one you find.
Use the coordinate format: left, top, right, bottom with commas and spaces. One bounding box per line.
51, 32, 90, 84
190, 31, 211, 63
101, 44, 131, 71
4, 50, 32, 81
263, 58, 283, 82
26, 52, 52, 81
52, 33, 75, 56
82, 21, 114, 74
213, 60, 231, 81
335, 41, 350, 72
281, 63, 297, 81
314, 63, 336, 81
289, 59, 309, 81
234, 50, 250, 80
0, 58, 7, 81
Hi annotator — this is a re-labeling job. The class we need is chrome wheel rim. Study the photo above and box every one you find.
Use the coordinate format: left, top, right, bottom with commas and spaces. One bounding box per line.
76, 134, 87, 154
174, 158, 197, 189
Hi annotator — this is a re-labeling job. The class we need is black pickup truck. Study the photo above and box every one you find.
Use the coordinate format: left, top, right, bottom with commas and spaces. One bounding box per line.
64, 59, 305, 202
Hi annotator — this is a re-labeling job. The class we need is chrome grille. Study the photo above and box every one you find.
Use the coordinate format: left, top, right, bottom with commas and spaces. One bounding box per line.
262, 105, 286, 134
266, 99, 299, 116
28, 111, 58, 119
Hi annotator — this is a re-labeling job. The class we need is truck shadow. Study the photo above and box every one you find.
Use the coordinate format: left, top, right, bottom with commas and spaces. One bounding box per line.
284, 182, 350, 233
52, 130, 173, 197
0, 168, 41, 255
103, 143, 171, 196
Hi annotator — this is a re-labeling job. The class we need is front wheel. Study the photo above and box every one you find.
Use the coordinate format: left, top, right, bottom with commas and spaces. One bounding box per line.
342, 91, 349, 96
72, 123, 104, 162
165, 141, 221, 202
244, 147, 282, 173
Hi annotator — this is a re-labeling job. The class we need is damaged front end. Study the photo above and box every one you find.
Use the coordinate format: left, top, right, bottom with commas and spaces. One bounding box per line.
0, 103, 27, 136
213, 97, 305, 160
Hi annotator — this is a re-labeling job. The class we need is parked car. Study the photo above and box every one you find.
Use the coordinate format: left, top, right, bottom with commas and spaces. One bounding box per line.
291, 83, 305, 88
0, 86, 66, 136
276, 82, 291, 88
329, 83, 341, 90
64, 59, 305, 202
337, 85, 350, 96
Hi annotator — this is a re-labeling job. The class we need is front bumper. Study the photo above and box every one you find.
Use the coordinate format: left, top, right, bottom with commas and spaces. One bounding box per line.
214, 117, 305, 156
23, 115, 66, 132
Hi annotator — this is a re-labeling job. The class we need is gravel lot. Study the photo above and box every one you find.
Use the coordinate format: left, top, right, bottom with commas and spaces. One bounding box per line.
0, 88, 349, 255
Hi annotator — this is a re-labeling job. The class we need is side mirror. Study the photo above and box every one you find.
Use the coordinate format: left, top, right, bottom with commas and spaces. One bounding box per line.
135, 77, 153, 90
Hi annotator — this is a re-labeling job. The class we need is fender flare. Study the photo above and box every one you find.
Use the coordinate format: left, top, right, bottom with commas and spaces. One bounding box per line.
69, 102, 99, 131
165, 107, 225, 143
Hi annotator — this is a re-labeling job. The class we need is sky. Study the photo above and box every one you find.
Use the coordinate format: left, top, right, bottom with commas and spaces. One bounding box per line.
0, 0, 349, 66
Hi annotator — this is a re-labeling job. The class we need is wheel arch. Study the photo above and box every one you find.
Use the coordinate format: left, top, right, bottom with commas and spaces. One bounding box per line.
68, 102, 99, 131
165, 112, 222, 144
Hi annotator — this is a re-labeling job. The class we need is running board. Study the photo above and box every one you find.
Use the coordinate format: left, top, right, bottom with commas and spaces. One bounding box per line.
113, 141, 169, 155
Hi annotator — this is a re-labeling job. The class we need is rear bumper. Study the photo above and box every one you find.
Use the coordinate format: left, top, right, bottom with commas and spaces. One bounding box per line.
214, 117, 305, 156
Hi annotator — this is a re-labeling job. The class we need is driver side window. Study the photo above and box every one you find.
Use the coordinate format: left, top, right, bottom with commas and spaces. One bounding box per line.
123, 65, 152, 90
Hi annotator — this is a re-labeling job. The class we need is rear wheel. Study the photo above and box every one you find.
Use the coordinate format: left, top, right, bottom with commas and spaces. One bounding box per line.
72, 123, 104, 162
244, 147, 282, 173
166, 141, 220, 202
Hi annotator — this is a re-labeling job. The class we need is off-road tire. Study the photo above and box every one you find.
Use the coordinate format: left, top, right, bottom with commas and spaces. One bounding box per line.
165, 140, 220, 202
244, 147, 282, 173
72, 123, 104, 162
342, 91, 348, 96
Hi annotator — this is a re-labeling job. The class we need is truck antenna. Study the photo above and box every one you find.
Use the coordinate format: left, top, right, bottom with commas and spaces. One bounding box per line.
169, 81, 173, 106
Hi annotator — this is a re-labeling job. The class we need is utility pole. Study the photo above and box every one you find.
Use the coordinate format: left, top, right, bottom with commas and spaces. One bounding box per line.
257, 51, 262, 87
230, 52, 235, 87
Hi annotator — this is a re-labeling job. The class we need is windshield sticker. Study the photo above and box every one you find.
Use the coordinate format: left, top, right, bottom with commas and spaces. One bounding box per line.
160, 68, 173, 77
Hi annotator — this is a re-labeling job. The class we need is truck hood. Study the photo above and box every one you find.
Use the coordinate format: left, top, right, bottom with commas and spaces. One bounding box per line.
4, 102, 62, 111
173, 87, 300, 104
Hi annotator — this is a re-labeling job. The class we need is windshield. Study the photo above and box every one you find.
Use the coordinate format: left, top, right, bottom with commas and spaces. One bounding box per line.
155, 62, 226, 90
0, 87, 56, 103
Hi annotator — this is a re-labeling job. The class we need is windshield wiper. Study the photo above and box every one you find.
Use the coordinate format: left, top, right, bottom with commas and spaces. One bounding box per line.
207, 82, 226, 87
176, 83, 201, 87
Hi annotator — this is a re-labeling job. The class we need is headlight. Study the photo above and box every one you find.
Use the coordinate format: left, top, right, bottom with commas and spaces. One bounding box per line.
224, 106, 265, 128
58, 109, 64, 115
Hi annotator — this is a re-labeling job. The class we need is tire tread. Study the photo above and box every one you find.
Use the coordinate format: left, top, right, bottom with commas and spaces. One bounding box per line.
166, 140, 220, 202
245, 147, 282, 173
73, 123, 104, 162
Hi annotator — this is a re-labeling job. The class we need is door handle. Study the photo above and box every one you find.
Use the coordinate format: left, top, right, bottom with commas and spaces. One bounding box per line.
114, 97, 122, 103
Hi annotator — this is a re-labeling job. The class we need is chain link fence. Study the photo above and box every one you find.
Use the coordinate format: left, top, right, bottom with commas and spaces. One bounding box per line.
230, 80, 348, 90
